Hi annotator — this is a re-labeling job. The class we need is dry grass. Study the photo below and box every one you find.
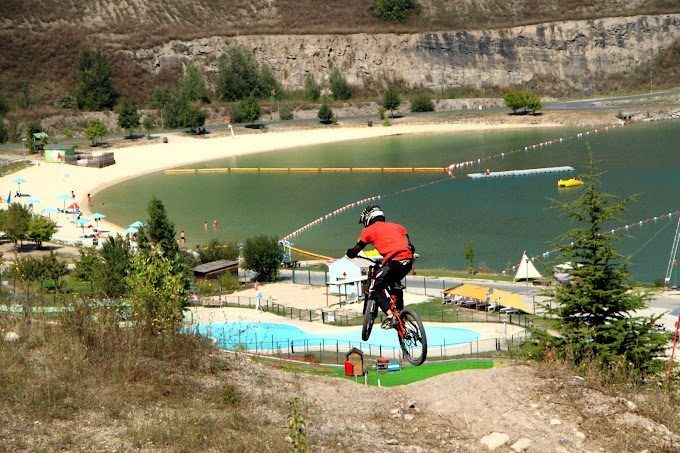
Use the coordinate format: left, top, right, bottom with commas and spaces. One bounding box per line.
0, 303, 292, 451
0, 1, 678, 105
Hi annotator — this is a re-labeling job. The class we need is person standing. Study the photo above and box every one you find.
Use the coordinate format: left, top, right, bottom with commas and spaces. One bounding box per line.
203, 221, 208, 231
212, 219, 218, 230
180, 230, 186, 244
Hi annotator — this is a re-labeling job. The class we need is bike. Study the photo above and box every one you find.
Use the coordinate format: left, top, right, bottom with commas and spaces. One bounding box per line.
356, 254, 427, 366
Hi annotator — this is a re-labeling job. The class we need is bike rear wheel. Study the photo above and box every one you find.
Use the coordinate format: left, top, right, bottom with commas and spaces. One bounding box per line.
398, 309, 428, 366
361, 294, 378, 341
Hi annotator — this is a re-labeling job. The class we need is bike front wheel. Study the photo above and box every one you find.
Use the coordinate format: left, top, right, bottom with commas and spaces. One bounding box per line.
398, 309, 428, 366
361, 295, 377, 341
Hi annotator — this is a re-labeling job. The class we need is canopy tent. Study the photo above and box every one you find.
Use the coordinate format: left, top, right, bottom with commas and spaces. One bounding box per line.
488, 288, 530, 313
514, 251, 543, 281
442, 284, 490, 301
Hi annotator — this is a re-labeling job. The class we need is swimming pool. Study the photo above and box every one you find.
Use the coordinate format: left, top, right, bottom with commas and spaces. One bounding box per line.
197, 321, 481, 351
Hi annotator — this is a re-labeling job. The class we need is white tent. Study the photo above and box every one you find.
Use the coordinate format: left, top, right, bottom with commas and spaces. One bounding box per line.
514, 251, 543, 281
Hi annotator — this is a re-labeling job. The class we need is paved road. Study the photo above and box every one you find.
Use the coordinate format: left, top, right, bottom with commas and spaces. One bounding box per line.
3, 89, 679, 153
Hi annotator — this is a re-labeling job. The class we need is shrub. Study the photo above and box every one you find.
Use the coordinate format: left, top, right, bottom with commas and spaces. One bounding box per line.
197, 279, 216, 295
219, 272, 240, 291
241, 96, 261, 124
258, 64, 283, 99
382, 88, 401, 117
410, 94, 434, 112
318, 101, 333, 123
179, 63, 209, 103
229, 102, 243, 124
117, 99, 140, 136
215, 46, 260, 102
55, 95, 75, 110
378, 106, 386, 120
279, 104, 294, 120
329, 68, 351, 100
370, 0, 419, 22
303, 73, 320, 101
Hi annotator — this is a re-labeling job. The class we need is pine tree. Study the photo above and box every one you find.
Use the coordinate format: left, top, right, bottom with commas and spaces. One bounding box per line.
317, 100, 333, 123
258, 64, 282, 99
544, 151, 670, 373
138, 196, 179, 258
76, 45, 117, 110
328, 68, 351, 101
303, 73, 320, 101
117, 99, 140, 137
382, 88, 401, 117
215, 46, 260, 101
180, 63, 209, 103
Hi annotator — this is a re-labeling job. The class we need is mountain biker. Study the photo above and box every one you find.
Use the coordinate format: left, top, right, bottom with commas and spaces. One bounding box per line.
346, 205, 415, 329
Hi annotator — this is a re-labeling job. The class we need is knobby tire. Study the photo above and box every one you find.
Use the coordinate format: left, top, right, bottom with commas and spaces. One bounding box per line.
361, 295, 377, 341
398, 309, 428, 366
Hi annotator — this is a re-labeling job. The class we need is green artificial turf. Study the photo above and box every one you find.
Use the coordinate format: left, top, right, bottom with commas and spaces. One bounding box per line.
255, 357, 494, 387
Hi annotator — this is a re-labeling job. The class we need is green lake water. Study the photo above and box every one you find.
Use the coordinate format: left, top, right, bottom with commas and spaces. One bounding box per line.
97, 120, 680, 283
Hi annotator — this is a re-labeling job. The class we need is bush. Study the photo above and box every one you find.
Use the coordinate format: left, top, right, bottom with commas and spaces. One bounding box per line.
241, 96, 261, 124
370, 0, 419, 22
219, 272, 240, 291
318, 101, 333, 123
329, 68, 351, 100
197, 279, 216, 295
504, 89, 542, 114
229, 102, 243, 124
279, 104, 294, 120
378, 106, 386, 120
55, 95, 75, 110
0, 120, 7, 144
303, 73, 320, 101
382, 88, 401, 116
410, 94, 434, 112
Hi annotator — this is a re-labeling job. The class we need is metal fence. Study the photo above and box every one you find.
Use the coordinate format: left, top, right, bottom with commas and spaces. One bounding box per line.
189, 323, 529, 363
194, 293, 535, 329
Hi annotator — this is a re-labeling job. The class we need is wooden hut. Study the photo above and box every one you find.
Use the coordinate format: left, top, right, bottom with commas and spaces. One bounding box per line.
192, 259, 239, 281
345, 347, 365, 376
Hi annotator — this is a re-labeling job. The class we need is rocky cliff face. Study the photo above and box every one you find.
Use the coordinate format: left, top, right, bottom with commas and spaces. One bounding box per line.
132, 14, 680, 93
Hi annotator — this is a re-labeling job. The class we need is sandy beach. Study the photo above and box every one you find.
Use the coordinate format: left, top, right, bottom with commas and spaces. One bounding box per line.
0, 121, 560, 244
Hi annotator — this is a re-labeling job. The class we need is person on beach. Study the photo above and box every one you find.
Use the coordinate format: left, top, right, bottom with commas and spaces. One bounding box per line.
345, 205, 415, 329
204, 221, 208, 231
87, 193, 92, 204
180, 230, 186, 244
71, 190, 75, 199
213, 219, 218, 230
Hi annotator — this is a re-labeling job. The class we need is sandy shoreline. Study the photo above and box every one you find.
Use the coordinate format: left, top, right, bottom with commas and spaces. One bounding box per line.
1, 121, 562, 244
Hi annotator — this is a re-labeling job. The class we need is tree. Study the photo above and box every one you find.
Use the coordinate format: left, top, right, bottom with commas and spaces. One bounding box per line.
525, 92, 543, 114
148, 86, 174, 110
464, 240, 474, 274
97, 235, 131, 298
17, 77, 31, 109
0, 119, 7, 144
125, 246, 189, 335
180, 63, 209, 103
258, 64, 282, 100
85, 119, 108, 146
242, 235, 283, 282
25, 120, 43, 153
138, 196, 179, 258
0, 93, 9, 116
241, 96, 261, 124
142, 115, 156, 138
76, 45, 117, 110
410, 94, 434, 112
370, 0, 419, 22
543, 152, 670, 374
73, 247, 101, 294
318, 100, 333, 123
40, 252, 69, 291
4, 203, 31, 249
215, 46, 260, 101
198, 239, 239, 263
504, 89, 524, 113
329, 69, 351, 101
117, 99, 140, 137
382, 88, 401, 117
27, 215, 58, 249
303, 73, 320, 101
181, 105, 206, 132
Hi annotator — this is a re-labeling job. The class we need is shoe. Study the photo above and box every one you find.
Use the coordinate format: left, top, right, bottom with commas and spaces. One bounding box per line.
381, 316, 397, 330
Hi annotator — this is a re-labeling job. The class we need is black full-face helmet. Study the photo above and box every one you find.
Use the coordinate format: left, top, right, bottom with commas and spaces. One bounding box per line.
359, 205, 385, 227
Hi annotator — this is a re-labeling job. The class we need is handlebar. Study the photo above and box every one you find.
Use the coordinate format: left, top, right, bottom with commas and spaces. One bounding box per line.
349, 252, 419, 264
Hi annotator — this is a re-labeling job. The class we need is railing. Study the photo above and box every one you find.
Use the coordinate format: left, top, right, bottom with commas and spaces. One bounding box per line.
0, 155, 27, 167
188, 323, 530, 363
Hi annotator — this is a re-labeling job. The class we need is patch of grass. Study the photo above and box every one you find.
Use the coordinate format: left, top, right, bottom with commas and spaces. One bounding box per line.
257, 356, 493, 386
416, 267, 515, 282
0, 160, 30, 176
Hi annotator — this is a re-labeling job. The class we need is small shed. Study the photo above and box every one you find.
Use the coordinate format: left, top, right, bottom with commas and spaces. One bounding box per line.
345, 347, 365, 376
44, 144, 75, 163
327, 256, 369, 297
192, 259, 239, 281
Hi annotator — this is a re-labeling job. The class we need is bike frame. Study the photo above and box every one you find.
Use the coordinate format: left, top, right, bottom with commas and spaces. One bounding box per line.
363, 260, 407, 338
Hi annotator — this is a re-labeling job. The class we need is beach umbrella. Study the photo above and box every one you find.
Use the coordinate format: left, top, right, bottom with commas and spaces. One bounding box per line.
124, 226, 138, 235
41, 207, 59, 219
91, 213, 106, 231
24, 198, 40, 205
73, 217, 90, 237
12, 177, 26, 195
129, 221, 145, 228
56, 194, 71, 211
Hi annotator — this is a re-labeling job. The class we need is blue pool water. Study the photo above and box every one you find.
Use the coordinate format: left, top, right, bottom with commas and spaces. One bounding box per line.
197, 321, 480, 351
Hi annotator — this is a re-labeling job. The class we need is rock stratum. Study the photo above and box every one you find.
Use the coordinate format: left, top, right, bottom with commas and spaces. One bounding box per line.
134, 14, 680, 93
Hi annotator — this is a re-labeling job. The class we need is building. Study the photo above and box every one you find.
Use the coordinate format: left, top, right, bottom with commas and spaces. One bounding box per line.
192, 259, 239, 281
326, 256, 370, 299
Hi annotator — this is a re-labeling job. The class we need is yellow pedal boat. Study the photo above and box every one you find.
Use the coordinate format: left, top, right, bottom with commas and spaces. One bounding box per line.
557, 177, 584, 187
